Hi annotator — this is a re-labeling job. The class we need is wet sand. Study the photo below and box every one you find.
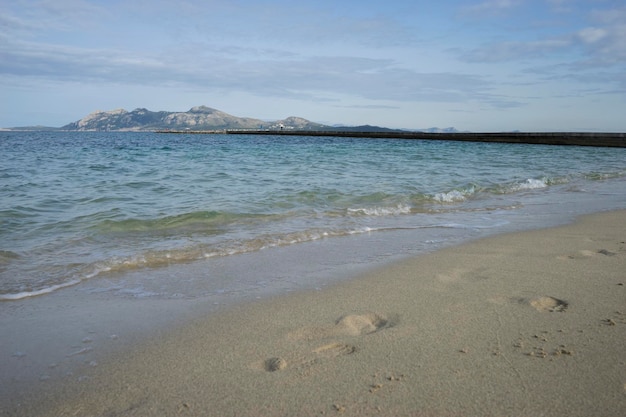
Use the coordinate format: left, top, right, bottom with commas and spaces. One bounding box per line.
3, 211, 626, 416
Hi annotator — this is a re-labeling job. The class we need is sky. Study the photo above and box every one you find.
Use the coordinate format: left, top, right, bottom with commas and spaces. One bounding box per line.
1, 0, 625, 131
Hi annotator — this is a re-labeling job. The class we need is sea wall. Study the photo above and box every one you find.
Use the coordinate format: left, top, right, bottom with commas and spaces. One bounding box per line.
157, 129, 626, 147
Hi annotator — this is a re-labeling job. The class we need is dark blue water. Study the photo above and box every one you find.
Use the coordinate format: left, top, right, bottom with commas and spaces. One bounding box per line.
1, 131, 625, 299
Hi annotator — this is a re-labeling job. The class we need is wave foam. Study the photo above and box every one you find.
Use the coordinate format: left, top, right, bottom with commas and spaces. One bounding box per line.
347, 204, 411, 216
510, 178, 548, 192
0, 226, 382, 300
0, 279, 82, 301
433, 187, 475, 203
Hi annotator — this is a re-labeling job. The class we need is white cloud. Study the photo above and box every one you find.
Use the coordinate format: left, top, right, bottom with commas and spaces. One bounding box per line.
461, 38, 571, 62
460, 5, 626, 67
584, 8, 626, 63
460, 0, 521, 17
577, 27, 608, 44
546, 0, 574, 13
0, 24, 513, 110
4, 0, 108, 34
0, 12, 32, 35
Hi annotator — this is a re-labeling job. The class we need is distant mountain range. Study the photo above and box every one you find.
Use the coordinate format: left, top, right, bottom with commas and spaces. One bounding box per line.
4, 105, 460, 133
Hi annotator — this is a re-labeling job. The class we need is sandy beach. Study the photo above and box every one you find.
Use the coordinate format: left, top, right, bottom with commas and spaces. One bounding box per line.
4, 210, 626, 416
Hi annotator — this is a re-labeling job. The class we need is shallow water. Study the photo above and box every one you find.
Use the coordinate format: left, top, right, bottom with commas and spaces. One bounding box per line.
1, 131, 626, 300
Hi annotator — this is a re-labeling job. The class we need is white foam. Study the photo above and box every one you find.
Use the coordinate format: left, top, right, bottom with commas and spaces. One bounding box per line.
511, 178, 548, 191
348, 204, 411, 216
0, 279, 82, 301
433, 189, 471, 203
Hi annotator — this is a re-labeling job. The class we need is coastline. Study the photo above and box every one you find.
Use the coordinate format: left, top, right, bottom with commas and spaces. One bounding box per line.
4, 210, 625, 416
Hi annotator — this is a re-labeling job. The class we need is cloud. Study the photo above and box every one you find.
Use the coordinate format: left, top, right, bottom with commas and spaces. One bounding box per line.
333, 104, 400, 110
584, 8, 626, 64
0, 40, 167, 83
264, 14, 421, 49
2, 0, 108, 34
546, 0, 575, 13
0, 12, 33, 35
126, 0, 423, 51
0, 23, 513, 109
577, 27, 608, 44
460, 5, 626, 67
461, 38, 571, 63
460, 0, 521, 17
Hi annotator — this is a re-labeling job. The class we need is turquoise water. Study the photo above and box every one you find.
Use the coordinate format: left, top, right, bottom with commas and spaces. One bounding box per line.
1, 131, 626, 300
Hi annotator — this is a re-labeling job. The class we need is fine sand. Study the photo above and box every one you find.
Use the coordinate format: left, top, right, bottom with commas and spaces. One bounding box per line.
4, 211, 626, 416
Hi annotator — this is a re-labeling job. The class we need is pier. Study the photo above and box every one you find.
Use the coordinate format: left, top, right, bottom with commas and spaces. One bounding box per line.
156, 129, 626, 148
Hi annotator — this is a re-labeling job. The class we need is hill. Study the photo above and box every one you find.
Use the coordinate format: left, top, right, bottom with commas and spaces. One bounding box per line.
60, 106, 326, 131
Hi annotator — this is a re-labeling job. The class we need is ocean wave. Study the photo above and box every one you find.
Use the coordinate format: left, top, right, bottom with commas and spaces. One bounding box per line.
0, 226, 379, 300
584, 171, 626, 181
430, 177, 563, 202
0, 279, 82, 301
347, 204, 412, 216
432, 186, 477, 203
509, 178, 549, 192
96, 210, 270, 233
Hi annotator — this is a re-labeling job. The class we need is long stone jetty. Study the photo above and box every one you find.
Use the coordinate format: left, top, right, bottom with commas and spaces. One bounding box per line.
157, 129, 626, 147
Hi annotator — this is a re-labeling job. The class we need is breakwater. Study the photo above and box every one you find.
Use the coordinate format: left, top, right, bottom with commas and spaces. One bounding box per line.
157, 129, 626, 147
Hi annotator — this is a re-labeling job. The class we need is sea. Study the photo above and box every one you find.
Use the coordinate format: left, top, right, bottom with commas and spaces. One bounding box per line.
2, 131, 626, 303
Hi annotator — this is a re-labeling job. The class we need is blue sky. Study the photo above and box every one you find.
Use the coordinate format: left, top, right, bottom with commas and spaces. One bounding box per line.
1, 0, 625, 131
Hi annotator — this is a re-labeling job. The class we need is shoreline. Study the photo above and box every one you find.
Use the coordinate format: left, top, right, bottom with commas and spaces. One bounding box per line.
3, 210, 625, 416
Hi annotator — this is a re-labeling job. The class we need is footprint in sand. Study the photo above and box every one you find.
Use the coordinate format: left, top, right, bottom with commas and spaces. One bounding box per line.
335, 312, 392, 336
528, 296, 568, 313
261, 343, 357, 372
313, 343, 357, 357
288, 311, 395, 341
491, 295, 568, 313
264, 357, 288, 372
559, 248, 618, 260
259, 312, 394, 372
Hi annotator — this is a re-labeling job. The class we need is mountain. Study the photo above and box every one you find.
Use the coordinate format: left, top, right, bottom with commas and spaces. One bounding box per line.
5, 105, 459, 132
1, 125, 59, 131
417, 127, 460, 133
61, 106, 326, 131
324, 124, 400, 133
